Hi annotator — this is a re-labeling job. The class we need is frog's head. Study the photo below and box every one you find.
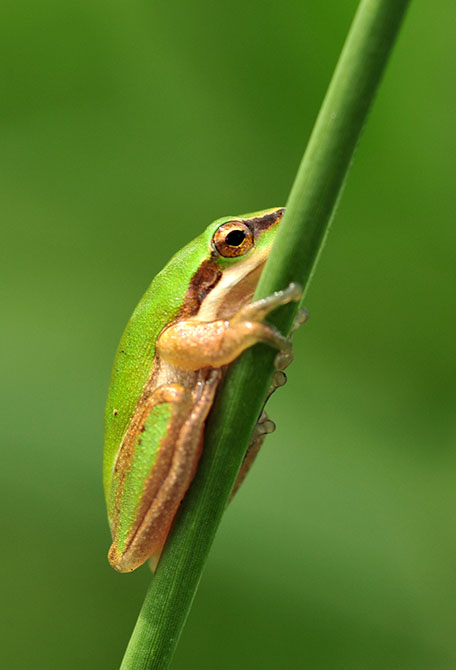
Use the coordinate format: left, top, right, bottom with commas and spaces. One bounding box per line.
185, 207, 285, 321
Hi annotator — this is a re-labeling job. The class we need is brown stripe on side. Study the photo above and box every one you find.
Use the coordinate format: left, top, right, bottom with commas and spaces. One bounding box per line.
177, 259, 222, 319
244, 207, 285, 237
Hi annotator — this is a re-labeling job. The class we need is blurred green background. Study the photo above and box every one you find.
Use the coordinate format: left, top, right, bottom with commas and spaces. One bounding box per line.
1, 1, 455, 668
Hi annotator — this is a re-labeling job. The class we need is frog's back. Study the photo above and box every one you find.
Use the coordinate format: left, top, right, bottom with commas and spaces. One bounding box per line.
103, 234, 211, 495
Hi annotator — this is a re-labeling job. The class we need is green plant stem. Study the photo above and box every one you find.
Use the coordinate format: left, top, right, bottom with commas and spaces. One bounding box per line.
120, 1, 410, 668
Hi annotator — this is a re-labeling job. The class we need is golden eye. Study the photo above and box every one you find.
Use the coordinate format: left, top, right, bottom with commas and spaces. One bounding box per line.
212, 221, 254, 258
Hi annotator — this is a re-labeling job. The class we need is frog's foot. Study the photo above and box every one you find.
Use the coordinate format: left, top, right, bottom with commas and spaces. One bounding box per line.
275, 349, 294, 372
252, 410, 276, 440
230, 304, 308, 500
274, 306, 308, 371
231, 411, 275, 498
231, 282, 302, 325
259, 370, 287, 412
290, 306, 309, 335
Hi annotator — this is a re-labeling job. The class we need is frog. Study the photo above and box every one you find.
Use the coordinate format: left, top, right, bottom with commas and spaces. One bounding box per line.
104, 207, 303, 572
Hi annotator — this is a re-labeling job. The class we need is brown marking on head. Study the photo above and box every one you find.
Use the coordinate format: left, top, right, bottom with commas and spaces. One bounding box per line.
244, 207, 285, 237
177, 259, 222, 319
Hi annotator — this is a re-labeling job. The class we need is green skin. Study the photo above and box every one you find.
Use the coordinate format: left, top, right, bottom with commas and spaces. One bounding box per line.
104, 207, 297, 571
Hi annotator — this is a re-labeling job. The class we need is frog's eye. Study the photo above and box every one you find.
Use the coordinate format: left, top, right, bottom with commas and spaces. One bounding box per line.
212, 221, 254, 258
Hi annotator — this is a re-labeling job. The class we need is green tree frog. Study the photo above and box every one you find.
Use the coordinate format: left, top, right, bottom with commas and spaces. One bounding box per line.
104, 207, 302, 573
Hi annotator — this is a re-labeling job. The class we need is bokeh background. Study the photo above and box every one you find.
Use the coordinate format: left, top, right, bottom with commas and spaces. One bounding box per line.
2, 1, 455, 668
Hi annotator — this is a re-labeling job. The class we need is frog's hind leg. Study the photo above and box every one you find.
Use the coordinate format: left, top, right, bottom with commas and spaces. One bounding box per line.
109, 368, 221, 573
231, 411, 276, 498
230, 371, 289, 498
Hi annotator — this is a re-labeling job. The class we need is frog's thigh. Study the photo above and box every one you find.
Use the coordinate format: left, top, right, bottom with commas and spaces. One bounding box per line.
109, 382, 190, 571
112, 371, 220, 572
157, 319, 290, 370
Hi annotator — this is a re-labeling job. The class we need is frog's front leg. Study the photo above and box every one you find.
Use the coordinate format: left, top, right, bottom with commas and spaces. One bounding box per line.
108, 369, 220, 573
157, 283, 302, 371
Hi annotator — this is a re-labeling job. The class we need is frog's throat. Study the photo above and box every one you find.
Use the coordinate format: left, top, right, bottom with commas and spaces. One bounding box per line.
196, 247, 268, 322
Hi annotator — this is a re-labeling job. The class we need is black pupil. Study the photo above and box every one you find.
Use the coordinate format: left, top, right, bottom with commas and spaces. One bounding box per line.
225, 229, 246, 246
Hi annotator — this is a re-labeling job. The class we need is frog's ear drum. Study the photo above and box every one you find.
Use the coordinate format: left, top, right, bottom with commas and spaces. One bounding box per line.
212, 221, 254, 258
